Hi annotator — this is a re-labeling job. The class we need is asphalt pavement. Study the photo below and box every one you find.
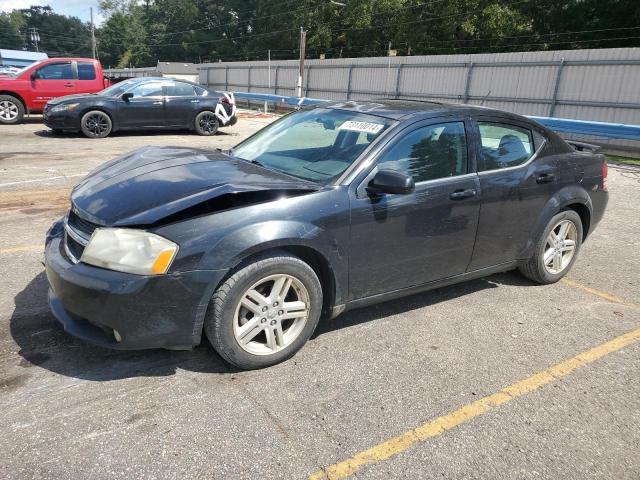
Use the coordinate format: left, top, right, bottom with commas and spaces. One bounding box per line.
1, 116, 638, 479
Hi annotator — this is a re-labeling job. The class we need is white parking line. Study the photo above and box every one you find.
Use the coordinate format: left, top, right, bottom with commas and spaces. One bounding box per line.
0, 173, 87, 188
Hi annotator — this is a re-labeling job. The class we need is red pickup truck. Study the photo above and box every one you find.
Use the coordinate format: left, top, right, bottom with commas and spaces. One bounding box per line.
0, 57, 110, 125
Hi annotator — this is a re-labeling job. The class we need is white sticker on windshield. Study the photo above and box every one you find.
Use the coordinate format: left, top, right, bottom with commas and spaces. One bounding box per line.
338, 120, 384, 134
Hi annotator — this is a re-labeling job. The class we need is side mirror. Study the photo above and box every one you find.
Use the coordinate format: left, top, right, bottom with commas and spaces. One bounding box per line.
367, 169, 415, 195
121, 92, 133, 102
30, 71, 39, 81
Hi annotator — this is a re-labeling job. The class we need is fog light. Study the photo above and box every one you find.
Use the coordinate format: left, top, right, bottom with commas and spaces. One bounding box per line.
113, 329, 122, 342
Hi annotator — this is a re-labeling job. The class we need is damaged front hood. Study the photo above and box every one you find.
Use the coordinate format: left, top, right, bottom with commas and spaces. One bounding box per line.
71, 146, 319, 226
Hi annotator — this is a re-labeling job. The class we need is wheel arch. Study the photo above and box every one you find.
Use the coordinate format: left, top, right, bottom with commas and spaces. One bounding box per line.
225, 243, 337, 319
563, 202, 591, 241
193, 243, 338, 346
80, 106, 114, 123
521, 186, 593, 259
0, 91, 27, 112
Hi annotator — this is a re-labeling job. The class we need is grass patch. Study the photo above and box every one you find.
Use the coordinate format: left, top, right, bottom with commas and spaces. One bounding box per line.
606, 155, 640, 166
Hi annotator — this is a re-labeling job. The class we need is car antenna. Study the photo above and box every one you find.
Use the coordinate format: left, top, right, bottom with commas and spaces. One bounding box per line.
479, 90, 492, 106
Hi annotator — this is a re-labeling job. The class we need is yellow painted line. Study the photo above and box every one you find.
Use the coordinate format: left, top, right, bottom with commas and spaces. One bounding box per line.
309, 327, 640, 480
561, 278, 639, 309
0, 244, 43, 254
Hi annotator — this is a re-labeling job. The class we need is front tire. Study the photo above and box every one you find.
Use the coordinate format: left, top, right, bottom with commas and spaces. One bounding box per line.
80, 110, 112, 138
205, 252, 323, 370
194, 111, 219, 135
519, 210, 583, 284
0, 95, 25, 124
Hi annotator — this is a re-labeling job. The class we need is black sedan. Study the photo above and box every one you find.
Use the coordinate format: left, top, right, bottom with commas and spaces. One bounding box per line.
44, 100, 608, 369
43, 77, 237, 138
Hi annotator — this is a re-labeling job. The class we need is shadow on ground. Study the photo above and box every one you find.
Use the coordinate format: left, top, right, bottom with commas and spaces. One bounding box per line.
11, 270, 533, 382
33, 128, 234, 139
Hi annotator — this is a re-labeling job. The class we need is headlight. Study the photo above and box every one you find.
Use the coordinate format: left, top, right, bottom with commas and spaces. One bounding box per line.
80, 228, 178, 275
50, 103, 80, 113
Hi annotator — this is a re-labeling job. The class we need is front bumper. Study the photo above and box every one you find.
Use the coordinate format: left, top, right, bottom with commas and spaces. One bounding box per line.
45, 226, 227, 350
43, 110, 79, 131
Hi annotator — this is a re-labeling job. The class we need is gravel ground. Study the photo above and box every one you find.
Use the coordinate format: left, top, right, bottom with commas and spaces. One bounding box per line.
0, 116, 639, 480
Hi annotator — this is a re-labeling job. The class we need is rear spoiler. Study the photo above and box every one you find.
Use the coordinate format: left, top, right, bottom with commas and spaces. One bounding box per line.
566, 140, 603, 154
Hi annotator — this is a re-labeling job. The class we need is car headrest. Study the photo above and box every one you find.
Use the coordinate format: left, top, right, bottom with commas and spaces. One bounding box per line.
499, 134, 527, 156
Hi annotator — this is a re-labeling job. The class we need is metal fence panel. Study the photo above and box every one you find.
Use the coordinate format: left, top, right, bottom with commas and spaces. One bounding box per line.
195, 48, 638, 152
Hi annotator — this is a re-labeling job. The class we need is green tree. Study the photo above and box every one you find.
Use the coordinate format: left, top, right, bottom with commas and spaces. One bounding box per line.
18, 5, 92, 56
0, 11, 26, 50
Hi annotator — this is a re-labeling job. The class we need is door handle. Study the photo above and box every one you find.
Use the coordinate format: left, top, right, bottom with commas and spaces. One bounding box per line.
536, 173, 555, 184
450, 188, 477, 200
190, 99, 200, 103
152, 101, 163, 105
64, 83, 74, 87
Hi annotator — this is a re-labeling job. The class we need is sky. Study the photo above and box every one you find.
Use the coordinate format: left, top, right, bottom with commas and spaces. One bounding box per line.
0, 0, 105, 25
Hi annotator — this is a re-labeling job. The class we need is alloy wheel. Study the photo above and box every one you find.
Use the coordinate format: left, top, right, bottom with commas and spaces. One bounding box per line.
0, 100, 19, 121
233, 274, 310, 355
543, 219, 578, 274
84, 113, 109, 136
199, 114, 217, 134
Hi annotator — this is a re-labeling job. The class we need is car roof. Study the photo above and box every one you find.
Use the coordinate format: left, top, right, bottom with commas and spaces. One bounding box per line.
118, 76, 203, 87
322, 98, 531, 123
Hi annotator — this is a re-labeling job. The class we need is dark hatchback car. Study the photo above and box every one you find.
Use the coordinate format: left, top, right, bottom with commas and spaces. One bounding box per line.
43, 77, 237, 138
44, 100, 608, 369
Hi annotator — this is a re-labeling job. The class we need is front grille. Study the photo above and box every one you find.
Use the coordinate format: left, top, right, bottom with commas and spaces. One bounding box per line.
64, 208, 99, 263
64, 231, 85, 262
68, 210, 100, 236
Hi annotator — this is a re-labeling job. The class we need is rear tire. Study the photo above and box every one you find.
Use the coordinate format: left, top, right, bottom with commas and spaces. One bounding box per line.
204, 252, 323, 370
194, 111, 219, 135
80, 110, 112, 138
519, 210, 583, 284
0, 95, 25, 125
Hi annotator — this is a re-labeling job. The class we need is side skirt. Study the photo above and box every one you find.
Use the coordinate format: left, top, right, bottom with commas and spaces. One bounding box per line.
332, 261, 519, 317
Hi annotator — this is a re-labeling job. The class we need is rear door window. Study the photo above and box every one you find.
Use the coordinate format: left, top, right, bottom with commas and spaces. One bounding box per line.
165, 82, 196, 97
77, 62, 97, 80
478, 123, 534, 171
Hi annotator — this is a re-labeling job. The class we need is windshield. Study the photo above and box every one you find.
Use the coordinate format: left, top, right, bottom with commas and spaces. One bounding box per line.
100, 78, 143, 97
231, 108, 393, 184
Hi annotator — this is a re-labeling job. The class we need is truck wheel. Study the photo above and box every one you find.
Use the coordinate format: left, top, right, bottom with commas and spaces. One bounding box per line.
195, 111, 218, 135
518, 210, 583, 284
204, 252, 323, 370
0, 95, 25, 125
80, 110, 112, 138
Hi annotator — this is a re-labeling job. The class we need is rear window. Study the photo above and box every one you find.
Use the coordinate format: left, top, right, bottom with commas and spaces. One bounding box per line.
78, 63, 96, 80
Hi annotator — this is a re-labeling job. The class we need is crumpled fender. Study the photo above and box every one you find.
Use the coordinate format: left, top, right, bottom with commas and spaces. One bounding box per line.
198, 219, 347, 305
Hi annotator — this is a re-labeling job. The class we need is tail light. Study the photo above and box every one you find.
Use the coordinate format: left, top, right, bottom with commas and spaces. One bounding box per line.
602, 159, 608, 191
220, 93, 235, 106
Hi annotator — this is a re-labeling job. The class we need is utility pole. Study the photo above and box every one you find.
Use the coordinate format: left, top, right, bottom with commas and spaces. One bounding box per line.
90, 7, 97, 59
385, 41, 392, 96
265, 49, 271, 113
297, 27, 306, 98
29, 28, 40, 52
